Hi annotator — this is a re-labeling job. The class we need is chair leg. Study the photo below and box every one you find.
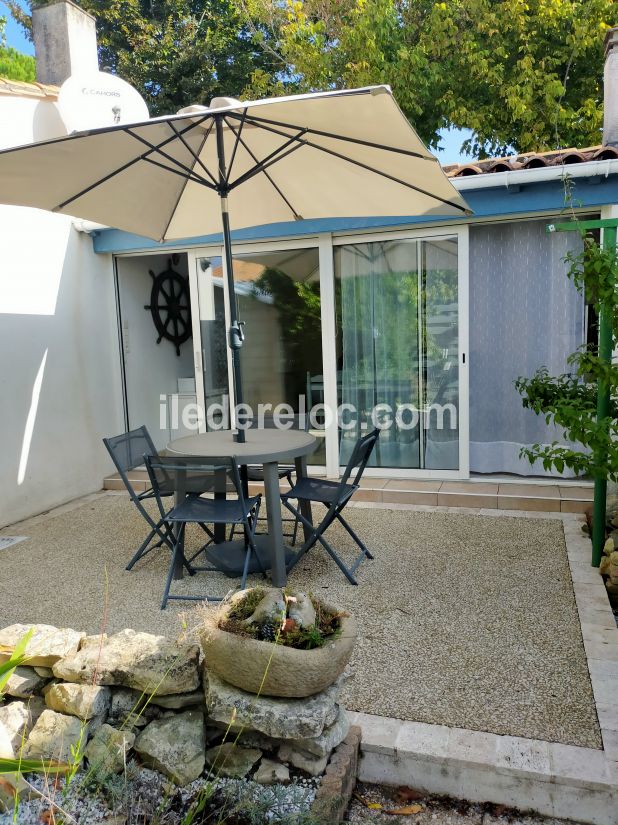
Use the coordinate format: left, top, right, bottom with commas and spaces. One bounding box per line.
291, 513, 300, 546
282, 500, 368, 584
126, 516, 176, 571
282, 500, 330, 566
316, 534, 359, 585
161, 523, 185, 610
336, 512, 374, 559
125, 526, 158, 571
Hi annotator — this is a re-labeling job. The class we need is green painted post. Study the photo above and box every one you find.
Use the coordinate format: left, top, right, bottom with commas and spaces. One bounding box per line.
592, 224, 617, 567
548, 219, 618, 567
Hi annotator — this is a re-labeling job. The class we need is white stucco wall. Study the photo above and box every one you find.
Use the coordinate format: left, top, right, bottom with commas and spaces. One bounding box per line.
116, 254, 194, 451
0, 94, 123, 527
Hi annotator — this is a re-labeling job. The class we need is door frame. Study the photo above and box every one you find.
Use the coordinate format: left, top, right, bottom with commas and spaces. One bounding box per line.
331, 225, 469, 480
187, 223, 469, 480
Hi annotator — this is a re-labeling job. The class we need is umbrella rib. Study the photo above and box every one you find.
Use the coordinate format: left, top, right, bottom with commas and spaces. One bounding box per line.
226, 121, 308, 190
228, 141, 304, 191
125, 128, 216, 189
227, 111, 436, 161
225, 109, 247, 184
237, 115, 469, 215
167, 120, 218, 186
223, 119, 302, 220
54, 116, 214, 211
159, 120, 217, 242
140, 155, 212, 187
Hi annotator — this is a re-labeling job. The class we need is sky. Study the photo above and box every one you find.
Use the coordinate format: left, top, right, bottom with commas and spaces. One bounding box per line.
2, 4, 32, 55
1, 6, 475, 164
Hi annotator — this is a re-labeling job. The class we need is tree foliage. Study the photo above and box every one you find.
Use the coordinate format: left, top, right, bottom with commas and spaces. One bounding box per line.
7, 0, 278, 115
516, 234, 618, 481
0, 17, 36, 82
239, 0, 616, 155
6, 0, 616, 154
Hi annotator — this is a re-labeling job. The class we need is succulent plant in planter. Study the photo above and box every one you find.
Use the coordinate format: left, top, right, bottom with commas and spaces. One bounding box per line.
200, 588, 356, 698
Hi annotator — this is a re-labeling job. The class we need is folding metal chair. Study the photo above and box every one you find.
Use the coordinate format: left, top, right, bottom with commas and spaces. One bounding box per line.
102, 426, 211, 571
144, 454, 264, 609
282, 428, 380, 584
235, 413, 305, 544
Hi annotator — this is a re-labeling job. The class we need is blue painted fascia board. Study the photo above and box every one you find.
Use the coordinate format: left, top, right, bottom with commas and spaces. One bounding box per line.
92, 175, 618, 254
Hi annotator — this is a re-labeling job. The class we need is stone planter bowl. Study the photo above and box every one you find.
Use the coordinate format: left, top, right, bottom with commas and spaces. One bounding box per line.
199, 599, 357, 698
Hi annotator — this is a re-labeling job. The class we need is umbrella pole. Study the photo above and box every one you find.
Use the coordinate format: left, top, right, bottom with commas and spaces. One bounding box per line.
216, 115, 245, 444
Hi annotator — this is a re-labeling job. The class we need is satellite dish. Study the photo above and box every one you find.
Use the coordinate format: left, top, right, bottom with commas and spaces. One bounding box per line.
58, 71, 150, 133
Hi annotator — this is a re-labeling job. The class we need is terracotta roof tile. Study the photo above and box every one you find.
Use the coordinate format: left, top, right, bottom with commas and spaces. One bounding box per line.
0, 77, 59, 100
443, 145, 618, 177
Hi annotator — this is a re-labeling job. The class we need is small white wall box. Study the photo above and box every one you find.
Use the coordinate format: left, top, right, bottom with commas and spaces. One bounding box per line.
177, 378, 196, 393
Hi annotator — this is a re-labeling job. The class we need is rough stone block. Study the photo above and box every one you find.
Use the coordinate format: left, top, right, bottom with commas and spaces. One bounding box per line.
4, 667, 48, 698
53, 630, 200, 696
205, 670, 342, 739
205, 742, 262, 778
0, 698, 45, 753
85, 723, 135, 775
45, 683, 111, 720
134, 709, 205, 785
0, 624, 84, 668
24, 709, 88, 762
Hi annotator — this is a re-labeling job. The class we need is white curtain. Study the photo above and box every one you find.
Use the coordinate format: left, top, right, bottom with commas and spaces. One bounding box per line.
469, 220, 585, 476
336, 240, 422, 469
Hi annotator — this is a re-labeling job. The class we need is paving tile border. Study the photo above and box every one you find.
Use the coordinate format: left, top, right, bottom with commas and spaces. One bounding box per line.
348, 507, 618, 825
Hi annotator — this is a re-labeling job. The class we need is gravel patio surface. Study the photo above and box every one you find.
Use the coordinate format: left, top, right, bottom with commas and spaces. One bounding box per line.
0, 491, 600, 748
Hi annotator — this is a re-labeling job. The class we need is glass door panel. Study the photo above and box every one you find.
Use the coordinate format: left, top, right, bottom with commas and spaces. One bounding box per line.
423, 238, 459, 469
232, 247, 326, 466
195, 255, 230, 430
334, 236, 459, 471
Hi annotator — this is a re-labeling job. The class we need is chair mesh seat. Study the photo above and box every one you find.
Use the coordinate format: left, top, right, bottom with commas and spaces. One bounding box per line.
284, 477, 356, 505
169, 494, 261, 524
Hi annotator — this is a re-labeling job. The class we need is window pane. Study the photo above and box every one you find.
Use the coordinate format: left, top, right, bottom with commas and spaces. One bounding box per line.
335, 237, 459, 471
232, 248, 325, 465
423, 238, 459, 470
335, 240, 422, 469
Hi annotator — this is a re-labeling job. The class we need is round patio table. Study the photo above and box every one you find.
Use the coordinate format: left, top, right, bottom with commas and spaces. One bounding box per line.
167, 429, 317, 586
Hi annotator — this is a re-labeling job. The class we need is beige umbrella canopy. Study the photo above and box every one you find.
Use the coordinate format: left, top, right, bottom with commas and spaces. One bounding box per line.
0, 85, 471, 434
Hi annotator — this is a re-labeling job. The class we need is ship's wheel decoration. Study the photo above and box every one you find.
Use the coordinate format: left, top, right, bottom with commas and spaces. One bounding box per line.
144, 260, 192, 356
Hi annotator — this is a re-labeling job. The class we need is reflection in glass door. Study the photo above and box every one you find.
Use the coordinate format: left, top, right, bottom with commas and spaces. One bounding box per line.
195, 256, 230, 430
232, 246, 326, 466
334, 237, 459, 470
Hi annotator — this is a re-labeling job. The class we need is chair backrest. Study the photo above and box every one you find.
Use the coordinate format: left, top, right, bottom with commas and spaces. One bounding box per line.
144, 454, 247, 512
340, 428, 380, 489
103, 426, 158, 499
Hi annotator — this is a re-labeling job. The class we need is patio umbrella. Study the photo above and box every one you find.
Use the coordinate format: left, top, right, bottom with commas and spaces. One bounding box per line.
0, 85, 471, 441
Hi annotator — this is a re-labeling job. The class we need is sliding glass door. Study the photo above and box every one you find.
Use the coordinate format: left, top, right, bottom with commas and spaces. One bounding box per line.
189, 229, 468, 477
334, 235, 462, 471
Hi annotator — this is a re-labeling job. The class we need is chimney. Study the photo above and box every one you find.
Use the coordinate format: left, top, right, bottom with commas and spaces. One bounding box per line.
32, 0, 98, 87
604, 27, 618, 147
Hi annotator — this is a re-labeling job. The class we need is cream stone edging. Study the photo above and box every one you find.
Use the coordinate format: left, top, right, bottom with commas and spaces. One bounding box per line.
347, 505, 618, 825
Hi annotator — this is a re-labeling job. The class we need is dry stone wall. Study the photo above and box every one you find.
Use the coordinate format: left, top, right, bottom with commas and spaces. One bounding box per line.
0, 623, 360, 822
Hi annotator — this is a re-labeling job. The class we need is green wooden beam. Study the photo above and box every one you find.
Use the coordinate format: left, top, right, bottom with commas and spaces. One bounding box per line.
547, 219, 618, 232
547, 219, 617, 566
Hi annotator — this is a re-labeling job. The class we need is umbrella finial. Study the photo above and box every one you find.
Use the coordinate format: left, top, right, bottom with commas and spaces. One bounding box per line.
210, 96, 242, 111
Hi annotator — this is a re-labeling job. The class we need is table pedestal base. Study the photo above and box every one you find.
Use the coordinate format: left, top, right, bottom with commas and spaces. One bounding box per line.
199, 535, 296, 578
